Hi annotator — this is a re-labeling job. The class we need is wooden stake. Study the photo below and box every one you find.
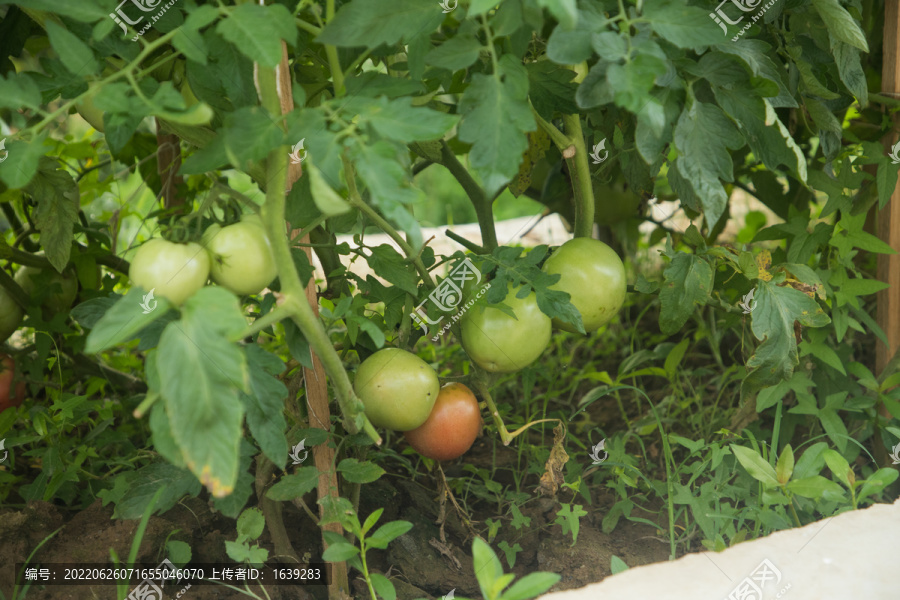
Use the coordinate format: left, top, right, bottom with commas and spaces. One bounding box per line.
275, 41, 350, 600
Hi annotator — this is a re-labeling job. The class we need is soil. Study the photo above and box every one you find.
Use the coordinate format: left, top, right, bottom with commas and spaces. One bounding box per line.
0, 432, 672, 600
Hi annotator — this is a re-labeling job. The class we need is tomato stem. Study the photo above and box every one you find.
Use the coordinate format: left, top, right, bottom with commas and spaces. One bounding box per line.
563, 114, 596, 239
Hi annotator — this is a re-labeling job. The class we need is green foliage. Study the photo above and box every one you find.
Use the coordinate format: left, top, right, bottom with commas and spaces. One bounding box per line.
472, 537, 560, 600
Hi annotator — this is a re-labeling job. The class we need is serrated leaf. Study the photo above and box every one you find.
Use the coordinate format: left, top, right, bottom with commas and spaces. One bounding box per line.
644, 0, 724, 49
458, 55, 535, 198
742, 281, 831, 398
25, 158, 80, 271
347, 96, 459, 143
46, 20, 99, 76
241, 346, 288, 468
85, 287, 172, 353
526, 61, 579, 121
673, 102, 743, 227
811, 0, 868, 52
111, 462, 201, 519
266, 467, 320, 501
217, 3, 297, 67
157, 288, 248, 497
659, 253, 713, 335
237, 507, 266, 541
317, 0, 443, 49
222, 107, 284, 170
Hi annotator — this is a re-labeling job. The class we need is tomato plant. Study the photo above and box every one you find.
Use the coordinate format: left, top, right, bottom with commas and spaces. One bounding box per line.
0, 353, 25, 412
203, 215, 277, 295
542, 238, 626, 333
354, 348, 439, 431
0, 0, 897, 598
129, 239, 210, 306
404, 383, 481, 461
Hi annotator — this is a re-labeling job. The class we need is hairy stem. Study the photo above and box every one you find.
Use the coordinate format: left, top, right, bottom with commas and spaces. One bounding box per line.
563, 114, 595, 238
438, 141, 498, 251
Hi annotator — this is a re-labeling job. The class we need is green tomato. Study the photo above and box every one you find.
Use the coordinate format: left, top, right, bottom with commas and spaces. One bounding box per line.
542, 238, 626, 333
202, 216, 277, 295
354, 348, 440, 431
460, 283, 552, 373
14, 265, 78, 314
0, 285, 24, 343
129, 239, 210, 306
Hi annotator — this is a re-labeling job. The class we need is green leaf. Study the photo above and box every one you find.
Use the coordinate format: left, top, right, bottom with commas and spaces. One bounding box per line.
307, 162, 353, 217
473, 538, 505, 600
322, 542, 360, 562
673, 102, 743, 226
536, 0, 576, 29
775, 444, 794, 485
266, 467, 320, 501
458, 54, 536, 198
833, 41, 867, 107
811, 0, 868, 52
149, 400, 185, 468
165, 540, 192, 567
362, 508, 384, 536
822, 449, 853, 489
731, 445, 779, 487
497, 541, 523, 568
241, 345, 288, 468
644, 0, 724, 49
526, 61, 579, 121
85, 287, 172, 353
857, 468, 899, 503
0, 72, 41, 111
426, 33, 483, 71
0, 134, 47, 189
222, 107, 284, 170
157, 287, 248, 497
317, 0, 443, 49
25, 158, 80, 271
610, 555, 629, 575
712, 88, 807, 183
743, 280, 830, 398
110, 462, 201, 519
554, 504, 587, 546
45, 20, 99, 76
347, 96, 459, 143
499, 572, 561, 600
369, 573, 397, 600
786, 475, 844, 499
237, 507, 266, 541
367, 520, 413, 549
337, 458, 386, 484
217, 3, 297, 67
351, 141, 424, 250
659, 252, 713, 335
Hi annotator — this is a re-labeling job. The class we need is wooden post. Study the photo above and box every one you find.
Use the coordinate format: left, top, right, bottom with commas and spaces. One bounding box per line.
876, 0, 900, 464
276, 43, 351, 600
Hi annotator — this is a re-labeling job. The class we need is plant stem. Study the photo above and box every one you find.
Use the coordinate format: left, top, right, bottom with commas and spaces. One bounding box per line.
234, 303, 294, 341
324, 0, 345, 95
445, 229, 487, 254
438, 141, 498, 251
530, 104, 573, 154
343, 156, 434, 288
563, 114, 595, 238
0, 266, 29, 309
257, 64, 381, 445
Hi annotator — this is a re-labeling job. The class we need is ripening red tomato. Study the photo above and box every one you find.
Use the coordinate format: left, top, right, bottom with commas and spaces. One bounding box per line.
404, 383, 482, 461
0, 354, 26, 413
